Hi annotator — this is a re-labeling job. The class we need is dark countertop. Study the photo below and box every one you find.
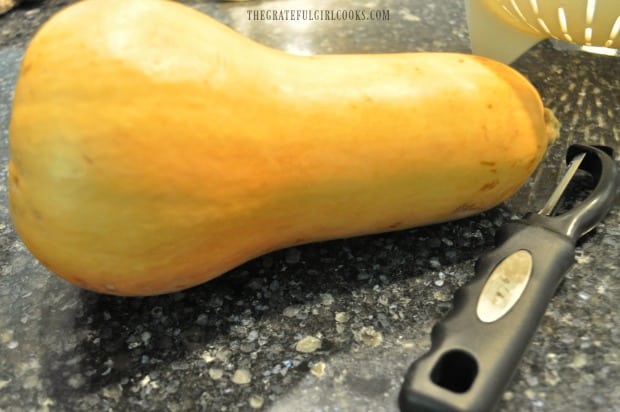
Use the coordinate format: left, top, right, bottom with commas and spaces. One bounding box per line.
0, 1, 618, 411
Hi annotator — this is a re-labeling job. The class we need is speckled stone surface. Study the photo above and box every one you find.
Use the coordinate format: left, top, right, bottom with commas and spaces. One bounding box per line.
0, 1, 619, 411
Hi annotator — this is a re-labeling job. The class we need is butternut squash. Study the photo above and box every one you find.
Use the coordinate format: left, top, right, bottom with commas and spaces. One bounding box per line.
8, 0, 559, 296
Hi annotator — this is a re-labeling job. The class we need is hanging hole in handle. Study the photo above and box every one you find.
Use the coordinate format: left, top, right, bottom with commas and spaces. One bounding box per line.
430, 350, 478, 393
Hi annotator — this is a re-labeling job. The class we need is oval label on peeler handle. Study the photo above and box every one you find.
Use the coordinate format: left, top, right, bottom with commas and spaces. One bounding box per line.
477, 250, 533, 323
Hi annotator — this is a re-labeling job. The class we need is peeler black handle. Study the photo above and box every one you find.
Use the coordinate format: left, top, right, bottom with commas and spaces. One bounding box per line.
399, 221, 576, 412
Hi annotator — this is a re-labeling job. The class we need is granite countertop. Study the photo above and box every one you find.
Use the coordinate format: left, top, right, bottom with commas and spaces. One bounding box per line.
0, 1, 618, 411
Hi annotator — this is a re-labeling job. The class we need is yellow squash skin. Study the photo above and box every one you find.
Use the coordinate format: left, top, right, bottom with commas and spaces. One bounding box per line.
8, 0, 558, 295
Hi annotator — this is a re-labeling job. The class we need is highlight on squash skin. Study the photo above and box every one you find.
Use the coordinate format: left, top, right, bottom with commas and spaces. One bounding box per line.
8, 0, 560, 296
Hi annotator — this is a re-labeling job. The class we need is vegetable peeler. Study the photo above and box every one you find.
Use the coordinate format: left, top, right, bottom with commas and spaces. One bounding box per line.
399, 144, 619, 412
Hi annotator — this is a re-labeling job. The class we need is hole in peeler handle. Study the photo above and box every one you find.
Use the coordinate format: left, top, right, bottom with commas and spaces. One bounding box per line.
430, 350, 479, 393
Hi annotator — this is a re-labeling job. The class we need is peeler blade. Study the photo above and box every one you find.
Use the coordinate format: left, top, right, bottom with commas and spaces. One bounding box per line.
538, 152, 587, 216
526, 144, 619, 242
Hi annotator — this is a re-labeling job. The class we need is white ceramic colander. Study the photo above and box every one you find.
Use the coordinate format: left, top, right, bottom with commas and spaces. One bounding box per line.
465, 0, 620, 62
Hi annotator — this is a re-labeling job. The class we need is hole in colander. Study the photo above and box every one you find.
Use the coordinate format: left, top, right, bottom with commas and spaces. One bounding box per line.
608, 16, 620, 46
586, 0, 597, 25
